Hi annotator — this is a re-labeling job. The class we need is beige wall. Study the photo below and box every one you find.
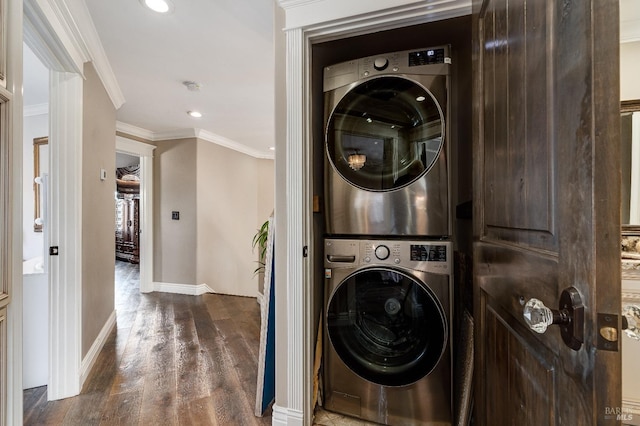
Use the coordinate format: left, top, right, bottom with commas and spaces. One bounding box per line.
257, 159, 275, 224
621, 41, 640, 100
81, 62, 117, 357
196, 141, 272, 296
152, 137, 275, 293
152, 138, 198, 284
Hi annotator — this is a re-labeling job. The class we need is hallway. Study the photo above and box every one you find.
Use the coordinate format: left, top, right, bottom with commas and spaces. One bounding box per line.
24, 261, 272, 425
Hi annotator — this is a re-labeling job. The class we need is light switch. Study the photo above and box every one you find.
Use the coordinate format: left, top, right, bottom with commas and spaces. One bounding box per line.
100, 169, 107, 181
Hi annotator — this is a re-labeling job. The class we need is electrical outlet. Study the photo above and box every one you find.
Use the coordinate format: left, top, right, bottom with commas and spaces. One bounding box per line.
172, 211, 180, 220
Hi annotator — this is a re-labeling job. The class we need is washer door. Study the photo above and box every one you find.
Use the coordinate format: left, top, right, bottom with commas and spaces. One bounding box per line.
326, 267, 447, 387
326, 76, 444, 191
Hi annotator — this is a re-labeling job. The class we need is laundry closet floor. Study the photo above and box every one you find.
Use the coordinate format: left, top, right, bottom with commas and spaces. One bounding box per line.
313, 408, 376, 425
23, 261, 271, 425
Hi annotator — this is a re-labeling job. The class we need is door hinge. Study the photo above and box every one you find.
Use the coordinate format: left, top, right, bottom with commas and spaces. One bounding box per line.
303, 246, 308, 257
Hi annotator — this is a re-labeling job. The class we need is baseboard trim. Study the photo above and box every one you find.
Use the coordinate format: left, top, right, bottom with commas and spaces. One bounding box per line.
623, 398, 640, 425
272, 404, 304, 426
80, 310, 116, 387
153, 281, 215, 296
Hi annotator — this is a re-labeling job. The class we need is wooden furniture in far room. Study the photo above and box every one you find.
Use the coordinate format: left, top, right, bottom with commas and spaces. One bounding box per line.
115, 196, 139, 263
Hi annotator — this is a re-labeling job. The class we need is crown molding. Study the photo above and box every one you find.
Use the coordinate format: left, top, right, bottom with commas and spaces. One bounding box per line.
65, 0, 126, 108
195, 129, 275, 159
152, 128, 199, 141
116, 122, 274, 160
24, 0, 88, 74
621, 0, 640, 43
24, 0, 126, 109
116, 121, 155, 141
24, 103, 49, 117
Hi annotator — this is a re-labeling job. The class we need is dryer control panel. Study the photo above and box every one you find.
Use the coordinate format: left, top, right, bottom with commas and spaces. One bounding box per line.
323, 45, 451, 92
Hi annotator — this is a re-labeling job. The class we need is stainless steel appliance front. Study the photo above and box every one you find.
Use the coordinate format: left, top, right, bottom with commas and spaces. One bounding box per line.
324, 47, 451, 237
323, 238, 452, 425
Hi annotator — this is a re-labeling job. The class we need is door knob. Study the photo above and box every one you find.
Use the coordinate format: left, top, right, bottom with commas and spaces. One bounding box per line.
522, 287, 584, 350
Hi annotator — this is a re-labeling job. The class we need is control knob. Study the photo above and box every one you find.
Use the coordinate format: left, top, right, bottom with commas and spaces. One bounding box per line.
375, 245, 390, 260
373, 57, 389, 71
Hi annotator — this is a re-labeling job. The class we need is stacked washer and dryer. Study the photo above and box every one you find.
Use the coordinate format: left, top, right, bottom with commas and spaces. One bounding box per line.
322, 46, 453, 425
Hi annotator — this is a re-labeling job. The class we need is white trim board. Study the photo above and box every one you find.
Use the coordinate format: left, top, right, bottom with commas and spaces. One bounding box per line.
23, 0, 125, 108
272, 404, 304, 426
64, 0, 125, 108
79, 310, 116, 387
47, 70, 84, 401
153, 282, 215, 296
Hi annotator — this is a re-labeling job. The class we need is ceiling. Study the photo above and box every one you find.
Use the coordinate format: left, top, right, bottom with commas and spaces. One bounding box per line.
23, 0, 639, 160
26, 0, 276, 159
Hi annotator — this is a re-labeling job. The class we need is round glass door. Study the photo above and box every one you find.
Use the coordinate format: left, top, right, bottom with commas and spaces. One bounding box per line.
326, 268, 447, 387
326, 76, 444, 191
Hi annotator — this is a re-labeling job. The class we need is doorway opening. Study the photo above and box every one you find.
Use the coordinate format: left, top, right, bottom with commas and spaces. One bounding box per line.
22, 42, 50, 393
116, 136, 156, 293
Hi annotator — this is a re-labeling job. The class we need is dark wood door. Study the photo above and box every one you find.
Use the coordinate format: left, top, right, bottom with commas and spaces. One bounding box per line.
472, 0, 621, 423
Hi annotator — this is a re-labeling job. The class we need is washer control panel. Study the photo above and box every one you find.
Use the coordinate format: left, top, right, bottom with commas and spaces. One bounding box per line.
325, 238, 451, 275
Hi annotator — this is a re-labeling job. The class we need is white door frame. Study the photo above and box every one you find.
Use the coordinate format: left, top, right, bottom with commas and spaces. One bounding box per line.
24, 0, 90, 401
116, 136, 156, 293
47, 70, 83, 400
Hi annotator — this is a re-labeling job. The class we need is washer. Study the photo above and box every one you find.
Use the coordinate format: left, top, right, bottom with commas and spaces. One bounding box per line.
323, 238, 452, 425
324, 47, 451, 237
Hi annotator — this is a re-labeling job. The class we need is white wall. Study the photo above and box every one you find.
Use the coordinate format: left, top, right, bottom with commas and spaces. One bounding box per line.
621, 39, 640, 420
22, 114, 48, 261
22, 113, 49, 391
621, 41, 640, 100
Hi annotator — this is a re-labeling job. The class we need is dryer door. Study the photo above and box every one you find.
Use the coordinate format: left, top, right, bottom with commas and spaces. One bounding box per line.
326, 76, 445, 191
326, 267, 447, 387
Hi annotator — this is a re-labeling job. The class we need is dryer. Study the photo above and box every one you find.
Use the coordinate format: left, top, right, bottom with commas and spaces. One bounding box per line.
323, 238, 452, 425
324, 47, 451, 238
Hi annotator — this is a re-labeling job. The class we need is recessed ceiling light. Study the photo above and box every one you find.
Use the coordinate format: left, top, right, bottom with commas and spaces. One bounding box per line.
269, 147, 275, 151
188, 111, 202, 118
140, 0, 174, 14
416, 96, 426, 102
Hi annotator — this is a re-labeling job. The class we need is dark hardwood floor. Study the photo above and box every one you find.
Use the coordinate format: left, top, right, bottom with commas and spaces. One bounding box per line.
24, 261, 272, 425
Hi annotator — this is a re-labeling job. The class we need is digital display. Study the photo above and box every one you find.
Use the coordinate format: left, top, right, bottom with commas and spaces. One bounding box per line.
408, 49, 446, 66
410, 245, 447, 262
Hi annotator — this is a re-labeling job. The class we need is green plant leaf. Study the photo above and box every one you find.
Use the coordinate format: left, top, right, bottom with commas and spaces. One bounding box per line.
251, 219, 270, 275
